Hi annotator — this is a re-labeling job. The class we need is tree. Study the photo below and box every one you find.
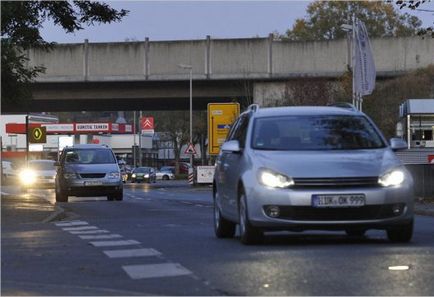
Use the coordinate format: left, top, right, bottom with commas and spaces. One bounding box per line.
285, 1, 422, 41
1, 1, 128, 107
152, 111, 190, 175
392, 0, 434, 38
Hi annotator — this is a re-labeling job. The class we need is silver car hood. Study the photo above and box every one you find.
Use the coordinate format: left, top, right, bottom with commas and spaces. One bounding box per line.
252, 148, 400, 178
35, 170, 56, 177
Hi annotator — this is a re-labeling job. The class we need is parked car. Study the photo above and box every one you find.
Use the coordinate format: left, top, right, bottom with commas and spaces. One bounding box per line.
19, 159, 56, 190
156, 169, 175, 180
213, 104, 414, 244
160, 166, 175, 174
55, 144, 123, 202
168, 162, 192, 174
131, 167, 156, 183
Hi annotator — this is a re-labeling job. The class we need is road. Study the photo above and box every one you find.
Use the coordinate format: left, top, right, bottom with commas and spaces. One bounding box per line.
2, 180, 434, 295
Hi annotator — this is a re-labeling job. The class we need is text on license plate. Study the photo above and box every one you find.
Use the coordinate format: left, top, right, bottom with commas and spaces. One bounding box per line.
85, 181, 103, 186
312, 194, 366, 208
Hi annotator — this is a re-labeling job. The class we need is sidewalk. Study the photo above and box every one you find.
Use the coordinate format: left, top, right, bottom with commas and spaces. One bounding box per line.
1, 192, 66, 224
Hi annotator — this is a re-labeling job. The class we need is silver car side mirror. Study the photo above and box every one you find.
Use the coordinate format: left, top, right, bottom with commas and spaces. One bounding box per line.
390, 138, 407, 151
221, 140, 241, 153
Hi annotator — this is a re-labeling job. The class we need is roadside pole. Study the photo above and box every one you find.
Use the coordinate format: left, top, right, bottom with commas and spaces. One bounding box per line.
139, 110, 142, 167
133, 111, 137, 167
25, 114, 29, 165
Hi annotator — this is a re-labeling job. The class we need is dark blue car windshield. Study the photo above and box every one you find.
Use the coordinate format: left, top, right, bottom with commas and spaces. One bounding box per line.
251, 115, 386, 150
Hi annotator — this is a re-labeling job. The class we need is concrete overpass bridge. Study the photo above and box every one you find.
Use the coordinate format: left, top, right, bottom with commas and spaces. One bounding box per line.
5, 36, 433, 112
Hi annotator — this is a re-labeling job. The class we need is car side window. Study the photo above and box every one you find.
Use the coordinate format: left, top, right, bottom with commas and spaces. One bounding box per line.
232, 115, 250, 148
226, 117, 241, 142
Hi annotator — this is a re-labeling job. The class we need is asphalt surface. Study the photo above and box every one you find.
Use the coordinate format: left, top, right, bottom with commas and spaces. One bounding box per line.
2, 180, 434, 296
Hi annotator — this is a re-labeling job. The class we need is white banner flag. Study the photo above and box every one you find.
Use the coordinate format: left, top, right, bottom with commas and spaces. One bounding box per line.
354, 19, 376, 96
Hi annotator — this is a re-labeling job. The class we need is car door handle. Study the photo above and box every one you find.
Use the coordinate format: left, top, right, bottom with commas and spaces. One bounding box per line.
223, 163, 230, 170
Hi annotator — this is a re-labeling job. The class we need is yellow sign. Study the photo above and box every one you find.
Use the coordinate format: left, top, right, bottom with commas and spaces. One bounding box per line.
208, 103, 240, 155
29, 127, 47, 144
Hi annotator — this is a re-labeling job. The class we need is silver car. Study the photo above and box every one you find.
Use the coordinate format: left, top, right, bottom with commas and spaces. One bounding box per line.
55, 144, 123, 202
213, 104, 414, 244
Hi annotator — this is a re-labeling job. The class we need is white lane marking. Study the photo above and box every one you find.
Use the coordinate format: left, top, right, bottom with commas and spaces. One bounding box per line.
89, 240, 140, 247
55, 221, 88, 227
62, 226, 98, 231
79, 234, 123, 240
69, 229, 110, 235
103, 248, 161, 258
122, 263, 192, 279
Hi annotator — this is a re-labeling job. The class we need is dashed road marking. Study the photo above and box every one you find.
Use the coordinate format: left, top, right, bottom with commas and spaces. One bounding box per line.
89, 240, 140, 247
103, 248, 161, 258
122, 263, 192, 279
79, 234, 123, 240
69, 229, 110, 235
55, 221, 89, 227
62, 226, 98, 231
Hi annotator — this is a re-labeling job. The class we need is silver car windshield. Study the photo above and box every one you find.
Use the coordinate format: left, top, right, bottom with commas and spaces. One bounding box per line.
251, 115, 386, 150
65, 149, 116, 164
29, 161, 55, 171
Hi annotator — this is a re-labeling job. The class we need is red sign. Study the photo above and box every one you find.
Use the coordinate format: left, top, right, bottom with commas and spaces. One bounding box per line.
141, 117, 154, 130
429, 155, 434, 164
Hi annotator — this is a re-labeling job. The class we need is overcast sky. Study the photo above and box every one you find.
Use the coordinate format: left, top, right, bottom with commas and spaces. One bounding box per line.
40, 1, 434, 43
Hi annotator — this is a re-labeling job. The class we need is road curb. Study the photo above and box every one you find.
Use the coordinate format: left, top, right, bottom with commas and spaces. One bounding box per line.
414, 209, 434, 217
42, 204, 66, 223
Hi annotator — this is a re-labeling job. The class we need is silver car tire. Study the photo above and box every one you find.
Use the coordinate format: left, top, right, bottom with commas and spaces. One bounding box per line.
239, 192, 263, 245
214, 190, 236, 238
387, 219, 413, 243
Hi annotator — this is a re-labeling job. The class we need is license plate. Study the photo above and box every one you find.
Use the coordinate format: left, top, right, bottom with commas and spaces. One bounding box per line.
312, 194, 366, 208
84, 181, 103, 186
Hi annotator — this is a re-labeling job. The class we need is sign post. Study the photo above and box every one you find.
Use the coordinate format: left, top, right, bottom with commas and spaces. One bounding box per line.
208, 103, 240, 155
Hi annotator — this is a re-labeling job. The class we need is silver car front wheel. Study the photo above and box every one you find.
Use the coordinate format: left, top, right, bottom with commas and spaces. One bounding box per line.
214, 190, 236, 238
239, 192, 263, 245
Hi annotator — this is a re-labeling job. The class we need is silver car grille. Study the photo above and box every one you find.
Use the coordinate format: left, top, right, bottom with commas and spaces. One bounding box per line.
79, 173, 106, 178
292, 177, 379, 188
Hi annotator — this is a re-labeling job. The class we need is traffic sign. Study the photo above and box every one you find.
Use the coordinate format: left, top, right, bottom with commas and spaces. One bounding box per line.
208, 103, 240, 155
140, 117, 154, 135
141, 117, 154, 129
28, 127, 47, 143
184, 143, 197, 155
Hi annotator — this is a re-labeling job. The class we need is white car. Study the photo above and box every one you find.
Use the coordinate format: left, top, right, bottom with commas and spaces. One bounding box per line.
156, 170, 175, 181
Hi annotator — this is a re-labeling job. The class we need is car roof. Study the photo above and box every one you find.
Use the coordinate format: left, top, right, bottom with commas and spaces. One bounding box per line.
65, 144, 111, 149
250, 106, 362, 118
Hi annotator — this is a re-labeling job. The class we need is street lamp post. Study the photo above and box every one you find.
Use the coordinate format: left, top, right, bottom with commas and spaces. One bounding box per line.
178, 64, 193, 169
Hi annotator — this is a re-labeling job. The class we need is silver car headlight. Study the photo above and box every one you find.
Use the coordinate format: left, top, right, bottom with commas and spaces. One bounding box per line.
63, 172, 77, 179
144, 174, 149, 178
19, 169, 36, 185
379, 169, 405, 187
107, 172, 120, 179
258, 168, 294, 188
